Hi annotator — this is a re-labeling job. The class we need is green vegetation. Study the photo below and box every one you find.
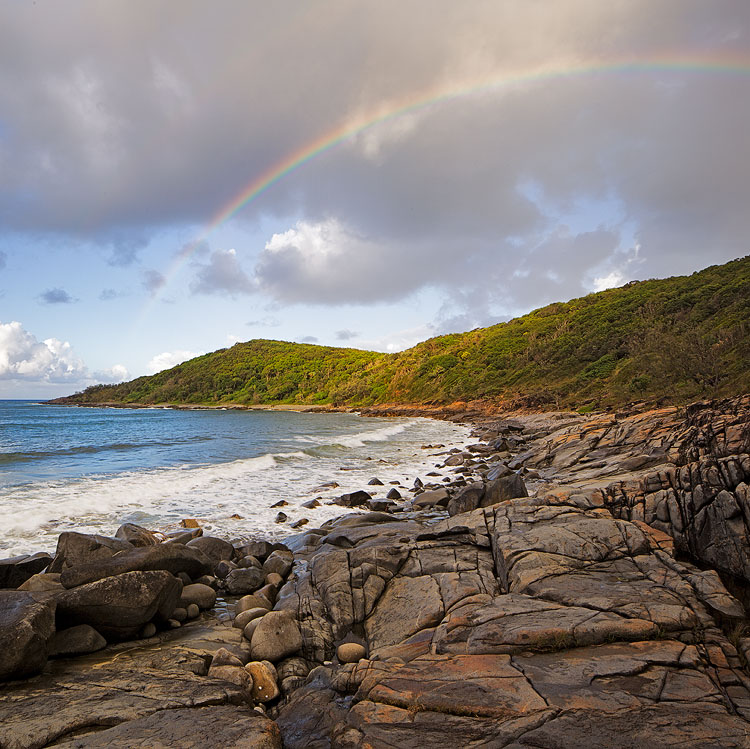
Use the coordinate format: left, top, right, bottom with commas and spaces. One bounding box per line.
57, 257, 750, 410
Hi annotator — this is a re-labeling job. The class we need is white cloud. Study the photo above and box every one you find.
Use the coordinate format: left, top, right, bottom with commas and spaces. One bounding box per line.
592, 272, 624, 292
0, 321, 87, 382
93, 363, 129, 382
146, 349, 201, 375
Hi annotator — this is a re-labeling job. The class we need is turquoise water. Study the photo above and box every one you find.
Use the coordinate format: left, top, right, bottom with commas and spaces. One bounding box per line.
0, 401, 469, 556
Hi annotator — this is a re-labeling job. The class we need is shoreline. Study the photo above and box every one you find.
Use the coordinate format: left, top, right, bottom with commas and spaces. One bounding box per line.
2, 394, 750, 747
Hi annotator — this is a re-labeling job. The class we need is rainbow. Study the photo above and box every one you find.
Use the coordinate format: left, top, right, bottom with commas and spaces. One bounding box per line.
140, 52, 750, 319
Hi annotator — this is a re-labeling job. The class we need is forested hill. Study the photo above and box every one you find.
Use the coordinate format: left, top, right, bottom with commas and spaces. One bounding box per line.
54, 257, 750, 412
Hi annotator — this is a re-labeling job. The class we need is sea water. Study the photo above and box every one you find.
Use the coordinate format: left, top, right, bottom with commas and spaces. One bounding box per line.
0, 400, 471, 557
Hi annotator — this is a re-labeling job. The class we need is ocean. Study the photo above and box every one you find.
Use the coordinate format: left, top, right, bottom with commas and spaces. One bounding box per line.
0, 400, 470, 557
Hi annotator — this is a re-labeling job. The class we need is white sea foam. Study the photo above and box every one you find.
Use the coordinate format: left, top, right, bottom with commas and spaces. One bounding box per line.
0, 416, 471, 557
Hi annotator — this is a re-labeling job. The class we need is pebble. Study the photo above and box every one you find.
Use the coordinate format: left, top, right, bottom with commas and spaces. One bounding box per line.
337, 642, 367, 663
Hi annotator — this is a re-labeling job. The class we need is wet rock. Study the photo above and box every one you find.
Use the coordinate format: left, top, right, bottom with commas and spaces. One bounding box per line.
0, 591, 56, 680
236, 540, 275, 562
367, 478, 384, 485
301, 498, 320, 509
114, 522, 160, 547
335, 490, 372, 508
446, 482, 485, 516
185, 535, 235, 563
262, 550, 294, 578
386, 488, 402, 500
18, 571, 63, 592
275, 512, 288, 523
0, 551, 53, 589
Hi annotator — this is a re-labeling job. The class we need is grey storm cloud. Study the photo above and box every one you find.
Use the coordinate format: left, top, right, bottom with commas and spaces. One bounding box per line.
190, 249, 256, 297
299, 336, 319, 344
40, 288, 75, 304
1, 0, 749, 318
336, 329, 359, 341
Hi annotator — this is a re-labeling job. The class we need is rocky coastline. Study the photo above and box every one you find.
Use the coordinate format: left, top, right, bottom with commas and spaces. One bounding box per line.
2, 395, 750, 748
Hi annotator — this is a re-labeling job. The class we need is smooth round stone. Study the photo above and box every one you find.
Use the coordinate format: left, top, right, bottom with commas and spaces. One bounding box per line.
337, 643, 367, 663
243, 618, 263, 642
236, 594, 272, 614
141, 622, 157, 638
245, 661, 280, 703
265, 572, 284, 589
233, 607, 267, 630
186, 603, 200, 619
167, 619, 181, 629
171, 607, 188, 623
180, 583, 216, 610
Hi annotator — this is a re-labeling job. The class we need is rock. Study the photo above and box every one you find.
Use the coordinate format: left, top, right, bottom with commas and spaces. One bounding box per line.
265, 572, 284, 588
214, 559, 238, 579
140, 622, 157, 638
234, 608, 267, 630
48, 705, 282, 748
270, 500, 288, 508
193, 574, 218, 588
186, 603, 200, 619
485, 463, 512, 481
238, 554, 262, 569
262, 550, 294, 578
114, 522, 160, 547
236, 594, 273, 613
59, 543, 213, 588
0, 591, 56, 680
367, 498, 397, 512
224, 567, 266, 595
411, 488, 450, 508
55, 570, 182, 640
250, 611, 303, 662
18, 572, 64, 592
176, 571, 192, 585
386, 488, 402, 500
0, 551, 53, 589
210, 647, 245, 669
246, 661, 280, 702
481, 471, 527, 506
179, 583, 216, 610
48, 532, 133, 574
171, 607, 188, 622
206, 664, 254, 702
367, 478, 384, 485
255, 583, 278, 605
301, 498, 320, 509
337, 642, 367, 663
447, 482, 485, 516
185, 536, 235, 563
290, 518, 309, 529
236, 541, 275, 561
179, 518, 201, 528
275, 512, 288, 523
335, 490, 371, 508
443, 454, 466, 466
49, 624, 107, 657
244, 618, 263, 643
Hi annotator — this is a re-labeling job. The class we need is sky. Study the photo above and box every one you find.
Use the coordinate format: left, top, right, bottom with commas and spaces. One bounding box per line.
1, 0, 749, 398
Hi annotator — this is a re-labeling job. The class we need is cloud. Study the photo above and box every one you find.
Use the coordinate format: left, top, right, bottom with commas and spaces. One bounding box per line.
246, 316, 280, 328
191, 249, 255, 296
298, 336, 318, 343
0, 321, 87, 382
335, 329, 359, 340
146, 349, 201, 374
99, 287, 126, 301
107, 236, 147, 267
93, 363, 129, 382
0, 1, 748, 322
142, 269, 166, 294
40, 288, 75, 304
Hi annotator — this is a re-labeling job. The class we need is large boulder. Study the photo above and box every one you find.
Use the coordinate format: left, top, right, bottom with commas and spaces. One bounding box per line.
59, 544, 213, 588
224, 567, 266, 595
0, 591, 56, 681
0, 551, 53, 589
48, 532, 134, 574
250, 611, 303, 662
54, 570, 181, 640
447, 482, 486, 516
334, 490, 371, 508
186, 536, 236, 563
482, 472, 527, 507
49, 624, 107, 657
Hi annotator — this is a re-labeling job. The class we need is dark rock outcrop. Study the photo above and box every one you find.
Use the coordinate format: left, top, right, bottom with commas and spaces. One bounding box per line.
0, 591, 56, 681
0, 552, 53, 589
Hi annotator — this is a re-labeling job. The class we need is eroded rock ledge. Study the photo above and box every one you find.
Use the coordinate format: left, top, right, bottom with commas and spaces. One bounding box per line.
1, 396, 750, 748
